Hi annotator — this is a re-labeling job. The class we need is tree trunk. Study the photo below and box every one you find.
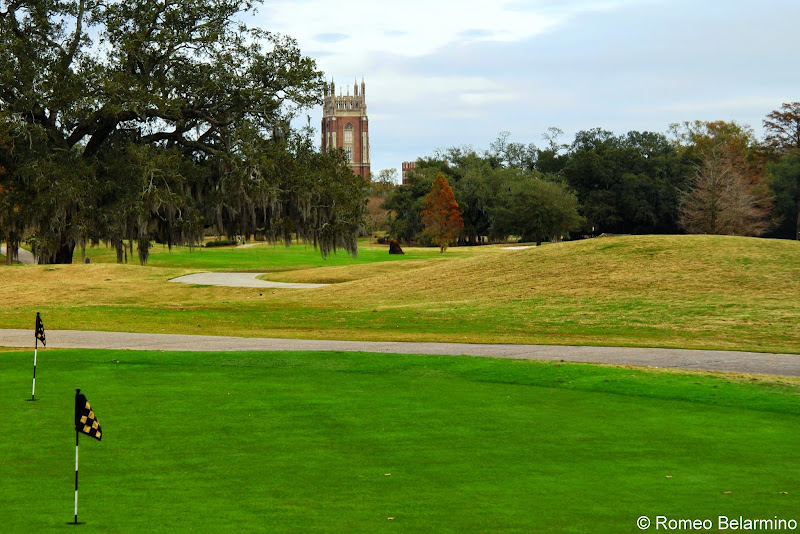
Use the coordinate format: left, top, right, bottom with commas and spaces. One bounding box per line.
113, 238, 124, 263
138, 237, 150, 265
54, 241, 75, 264
796, 197, 800, 240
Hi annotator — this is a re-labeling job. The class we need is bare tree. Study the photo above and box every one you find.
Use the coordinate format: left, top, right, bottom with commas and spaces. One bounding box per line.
679, 146, 771, 236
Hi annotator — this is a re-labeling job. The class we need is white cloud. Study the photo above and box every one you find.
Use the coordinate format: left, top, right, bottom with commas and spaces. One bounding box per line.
250, 0, 800, 177
458, 91, 518, 106
632, 96, 794, 115
369, 73, 503, 100
260, 0, 562, 64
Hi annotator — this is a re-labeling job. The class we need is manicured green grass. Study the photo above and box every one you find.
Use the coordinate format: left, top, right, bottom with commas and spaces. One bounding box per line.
1, 349, 798, 532
75, 238, 464, 271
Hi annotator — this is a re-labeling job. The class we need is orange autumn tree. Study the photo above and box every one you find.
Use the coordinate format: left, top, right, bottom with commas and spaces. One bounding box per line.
420, 173, 464, 252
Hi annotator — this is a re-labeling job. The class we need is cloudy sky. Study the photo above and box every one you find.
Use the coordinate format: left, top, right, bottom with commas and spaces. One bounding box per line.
255, 0, 800, 179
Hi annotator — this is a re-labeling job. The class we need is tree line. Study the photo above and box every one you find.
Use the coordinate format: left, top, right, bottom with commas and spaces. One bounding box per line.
380, 103, 800, 246
0, 0, 367, 265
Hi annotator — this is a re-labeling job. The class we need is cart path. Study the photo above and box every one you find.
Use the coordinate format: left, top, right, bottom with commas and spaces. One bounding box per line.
0, 245, 35, 265
168, 272, 328, 288
1, 329, 797, 377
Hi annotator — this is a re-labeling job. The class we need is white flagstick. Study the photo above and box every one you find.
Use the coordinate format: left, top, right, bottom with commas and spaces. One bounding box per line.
74, 430, 79, 524
70, 388, 81, 525
31, 337, 37, 401
70, 388, 99, 525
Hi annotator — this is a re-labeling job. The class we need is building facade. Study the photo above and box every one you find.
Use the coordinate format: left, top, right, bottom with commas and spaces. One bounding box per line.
321, 78, 370, 178
401, 161, 417, 185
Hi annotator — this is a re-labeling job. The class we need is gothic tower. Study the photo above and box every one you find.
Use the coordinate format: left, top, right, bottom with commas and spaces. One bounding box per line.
321, 77, 370, 178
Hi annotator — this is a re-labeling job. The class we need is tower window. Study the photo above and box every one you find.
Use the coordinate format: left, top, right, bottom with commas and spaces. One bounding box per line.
344, 123, 354, 144
344, 147, 353, 162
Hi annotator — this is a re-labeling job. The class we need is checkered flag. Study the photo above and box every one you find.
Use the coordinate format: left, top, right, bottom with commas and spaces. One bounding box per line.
75, 391, 102, 441
35, 312, 45, 346
71, 389, 102, 524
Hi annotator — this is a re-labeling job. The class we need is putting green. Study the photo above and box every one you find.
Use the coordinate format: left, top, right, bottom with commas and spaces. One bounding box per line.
1, 349, 797, 532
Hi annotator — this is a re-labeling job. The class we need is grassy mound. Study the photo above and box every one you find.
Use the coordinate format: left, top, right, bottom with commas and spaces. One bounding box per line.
0, 235, 797, 353
295, 235, 800, 352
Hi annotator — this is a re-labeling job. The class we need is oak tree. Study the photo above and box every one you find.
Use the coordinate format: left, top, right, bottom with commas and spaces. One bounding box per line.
767, 152, 800, 240
0, 0, 365, 263
489, 173, 584, 245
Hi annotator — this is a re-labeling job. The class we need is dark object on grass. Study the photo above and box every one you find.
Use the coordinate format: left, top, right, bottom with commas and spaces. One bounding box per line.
84, 257, 90, 264
205, 239, 237, 248
389, 239, 404, 255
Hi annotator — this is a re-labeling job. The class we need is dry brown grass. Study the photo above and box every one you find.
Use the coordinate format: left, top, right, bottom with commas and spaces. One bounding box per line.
0, 264, 264, 327
302, 235, 799, 304
281, 235, 800, 351
1, 235, 798, 353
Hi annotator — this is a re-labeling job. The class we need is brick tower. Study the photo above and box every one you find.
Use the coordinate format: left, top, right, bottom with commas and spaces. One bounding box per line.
321, 78, 370, 178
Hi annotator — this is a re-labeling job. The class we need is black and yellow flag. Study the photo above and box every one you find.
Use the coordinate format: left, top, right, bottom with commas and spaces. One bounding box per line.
35, 312, 46, 347
75, 390, 102, 441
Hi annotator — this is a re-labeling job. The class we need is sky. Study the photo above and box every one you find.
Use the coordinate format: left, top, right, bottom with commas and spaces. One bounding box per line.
254, 0, 800, 180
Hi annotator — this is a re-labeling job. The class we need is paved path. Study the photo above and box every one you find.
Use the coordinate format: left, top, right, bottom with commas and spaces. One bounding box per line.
0, 245, 35, 264
0, 329, 797, 377
169, 272, 327, 288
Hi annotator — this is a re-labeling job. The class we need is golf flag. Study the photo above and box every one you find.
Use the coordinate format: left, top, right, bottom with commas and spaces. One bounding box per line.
72, 389, 101, 525
75, 391, 102, 441
30, 312, 45, 401
35, 312, 46, 346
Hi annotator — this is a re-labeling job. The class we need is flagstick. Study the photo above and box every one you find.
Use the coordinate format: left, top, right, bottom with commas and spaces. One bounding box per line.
30, 337, 38, 401
74, 429, 79, 524
69, 388, 84, 525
